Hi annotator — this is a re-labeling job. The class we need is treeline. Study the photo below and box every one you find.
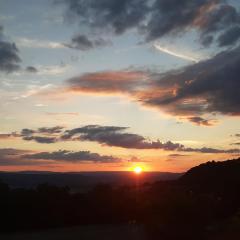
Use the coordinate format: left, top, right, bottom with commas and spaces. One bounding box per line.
1, 159, 240, 239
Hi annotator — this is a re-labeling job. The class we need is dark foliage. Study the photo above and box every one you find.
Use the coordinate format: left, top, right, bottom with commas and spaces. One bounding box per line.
0, 158, 240, 239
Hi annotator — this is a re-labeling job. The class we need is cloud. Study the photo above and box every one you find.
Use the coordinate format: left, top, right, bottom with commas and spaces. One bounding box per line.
22, 136, 57, 144
185, 117, 217, 126
0, 148, 36, 166
60, 0, 149, 35
167, 153, 190, 161
16, 37, 65, 49
218, 26, 240, 47
37, 126, 64, 134
0, 133, 15, 139
24, 150, 122, 163
0, 148, 122, 166
21, 128, 35, 136
153, 43, 200, 62
26, 66, 38, 73
61, 125, 184, 150
35, 64, 70, 76
46, 112, 79, 116
145, 0, 240, 46
230, 142, 240, 146
127, 156, 149, 162
5, 125, 183, 150
140, 46, 240, 117
61, 125, 240, 153
19, 126, 64, 144
183, 147, 240, 154
168, 154, 189, 157
21, 126, 64, 135
0, 148, 28, 156
19, 84, 54, 99
58, 0, 240, 48
4, 125, 240, 154
0, 25, 21, 72
67, 70, 148, 94
65, 34, 111, 50
65, 46, 240, 123
198, 3, 240, 47
35, 103, 48, 107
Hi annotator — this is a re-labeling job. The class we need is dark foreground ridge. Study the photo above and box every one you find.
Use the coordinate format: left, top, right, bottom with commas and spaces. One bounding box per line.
0, 158, 240, 240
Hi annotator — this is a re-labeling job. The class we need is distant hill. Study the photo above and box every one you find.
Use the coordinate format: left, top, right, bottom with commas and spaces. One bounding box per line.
180, 158, 240, 187
0, 171, 183, 191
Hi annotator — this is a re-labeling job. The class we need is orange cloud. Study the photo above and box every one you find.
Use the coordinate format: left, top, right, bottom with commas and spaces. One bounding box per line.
35, 46, 240, 126
67, 70, 149, 94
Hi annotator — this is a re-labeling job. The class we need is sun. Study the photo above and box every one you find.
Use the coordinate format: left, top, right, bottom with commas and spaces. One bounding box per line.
133, 166, 143, 174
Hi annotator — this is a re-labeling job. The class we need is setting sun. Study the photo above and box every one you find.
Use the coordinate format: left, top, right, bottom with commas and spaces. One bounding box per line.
133, 166, 143, 174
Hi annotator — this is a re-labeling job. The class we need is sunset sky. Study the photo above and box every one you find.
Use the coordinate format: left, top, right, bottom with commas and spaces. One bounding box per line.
0, 0, 240, 172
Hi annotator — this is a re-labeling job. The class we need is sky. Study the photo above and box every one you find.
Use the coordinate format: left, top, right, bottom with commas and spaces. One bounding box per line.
0, 0, 240, 172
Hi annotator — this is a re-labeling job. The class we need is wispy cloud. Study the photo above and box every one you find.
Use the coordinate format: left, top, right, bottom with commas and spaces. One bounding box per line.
35, 64, 70, 75
13, 64, 70, 77
153, 43, 200, 62
35, 103, 48, 107
20, 84, 54, 99
16, 37, 65, 49
10, 84, 55, 101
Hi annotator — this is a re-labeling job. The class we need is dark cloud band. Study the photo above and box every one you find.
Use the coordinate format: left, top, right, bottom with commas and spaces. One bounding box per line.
59, 0, 240, 48
0, 25, 21, 73
3, 125, 240, 154
24, 150, 122, 163
0, 148, 123, 166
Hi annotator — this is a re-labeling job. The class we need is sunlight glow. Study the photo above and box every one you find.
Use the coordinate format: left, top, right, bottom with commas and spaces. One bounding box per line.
133, 166, 143, 174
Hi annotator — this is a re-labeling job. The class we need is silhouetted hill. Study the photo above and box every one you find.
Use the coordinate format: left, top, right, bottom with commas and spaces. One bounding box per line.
1, 159, 240, 239
180, 158, 240, 185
